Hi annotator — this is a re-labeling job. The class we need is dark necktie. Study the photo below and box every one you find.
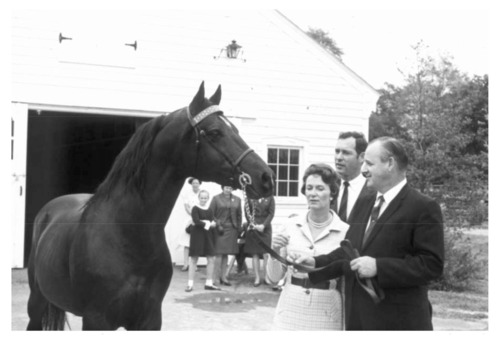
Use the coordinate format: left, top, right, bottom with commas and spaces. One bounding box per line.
338, 181, 349, 222
362, 196, 385, 245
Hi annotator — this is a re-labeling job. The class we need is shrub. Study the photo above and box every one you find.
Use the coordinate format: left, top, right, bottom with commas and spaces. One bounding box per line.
430, 226, 485, 292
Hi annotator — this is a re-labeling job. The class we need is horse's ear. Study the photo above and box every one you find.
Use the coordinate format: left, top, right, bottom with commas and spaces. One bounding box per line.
191, 81, 205, 106
209, 85, 222, 105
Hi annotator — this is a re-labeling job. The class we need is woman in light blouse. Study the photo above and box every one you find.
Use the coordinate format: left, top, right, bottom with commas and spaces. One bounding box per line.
267, 163, 348, 330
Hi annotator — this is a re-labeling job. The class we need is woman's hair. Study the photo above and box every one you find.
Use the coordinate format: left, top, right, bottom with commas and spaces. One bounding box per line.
198, 189, 210, 199
300, 163, 341, 198
187, 177, 202, 185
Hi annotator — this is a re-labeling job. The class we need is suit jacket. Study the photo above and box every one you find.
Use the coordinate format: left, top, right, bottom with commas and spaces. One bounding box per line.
210, 193, 242, 231
310, 184, 444, 330
331, 180, 376, 224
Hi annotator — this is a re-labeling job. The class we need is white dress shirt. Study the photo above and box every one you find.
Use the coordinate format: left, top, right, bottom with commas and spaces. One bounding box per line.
337, 173, 365, 219
370, 178, 407, 222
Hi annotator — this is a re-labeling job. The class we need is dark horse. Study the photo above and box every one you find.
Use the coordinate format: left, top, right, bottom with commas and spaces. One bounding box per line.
27, 82, 274, 330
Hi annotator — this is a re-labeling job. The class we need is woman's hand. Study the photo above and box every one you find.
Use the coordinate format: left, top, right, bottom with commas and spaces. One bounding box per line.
210, 221, 217, 228
255, 224, 265, 233
272, 233, 290, 251
290, 254, 316, 269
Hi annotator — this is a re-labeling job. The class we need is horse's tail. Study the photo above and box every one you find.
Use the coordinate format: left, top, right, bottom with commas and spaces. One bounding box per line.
41, 303, 67, 330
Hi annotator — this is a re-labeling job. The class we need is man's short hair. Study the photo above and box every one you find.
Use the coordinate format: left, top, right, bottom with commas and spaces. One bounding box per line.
338, 131, 368, 155
370, 136, 409, 171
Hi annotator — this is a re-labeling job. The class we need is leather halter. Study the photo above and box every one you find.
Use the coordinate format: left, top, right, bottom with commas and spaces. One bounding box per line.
186, 105, 254, 187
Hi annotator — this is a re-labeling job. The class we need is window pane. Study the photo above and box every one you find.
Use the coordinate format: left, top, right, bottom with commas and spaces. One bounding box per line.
269, 165, 277, 177
277, 181, 287, 196
278, 149, 288, 163
289, 166, 299, 180
289, 182, 299, 197
290, 149, 299, 164
268, 148, 277, 164
278, 165, 288, 180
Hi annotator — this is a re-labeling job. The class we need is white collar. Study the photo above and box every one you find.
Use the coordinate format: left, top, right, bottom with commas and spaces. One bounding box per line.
344, 173, 365, 188
378, 178, 407, 205
195, 203, 210, 210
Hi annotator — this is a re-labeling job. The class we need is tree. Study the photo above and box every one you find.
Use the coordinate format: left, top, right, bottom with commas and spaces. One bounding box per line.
370, 41, 488, 225
370, 42, 488, 291
306, 28, 343, 60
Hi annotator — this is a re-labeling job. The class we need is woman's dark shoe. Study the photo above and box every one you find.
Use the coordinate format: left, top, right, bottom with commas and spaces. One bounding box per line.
253, 281, 261, 287
185, 286, 193, 292
181, 266, 189, 272
219, 278, 232, 286
204, 284, 222, 291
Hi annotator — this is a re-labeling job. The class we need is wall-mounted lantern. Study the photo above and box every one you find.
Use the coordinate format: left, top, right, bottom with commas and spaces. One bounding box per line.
214, 40, 246, 62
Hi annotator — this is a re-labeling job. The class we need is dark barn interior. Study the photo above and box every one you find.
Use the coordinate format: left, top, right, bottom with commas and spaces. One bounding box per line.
24, 110, 150, 265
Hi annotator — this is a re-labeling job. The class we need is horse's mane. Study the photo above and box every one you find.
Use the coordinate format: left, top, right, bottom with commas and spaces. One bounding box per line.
84, 112, 173, 211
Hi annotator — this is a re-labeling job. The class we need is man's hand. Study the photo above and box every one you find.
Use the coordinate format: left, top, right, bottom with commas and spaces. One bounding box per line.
350, 256, 377, 278
291, 254, 316, 269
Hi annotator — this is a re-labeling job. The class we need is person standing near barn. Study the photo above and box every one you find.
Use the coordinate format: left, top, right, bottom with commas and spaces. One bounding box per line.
185, 189, 221, 292
210, 185, 242, 286
243, 195, 275, 286
178, 177, 202, 271
332, 131, 375, 223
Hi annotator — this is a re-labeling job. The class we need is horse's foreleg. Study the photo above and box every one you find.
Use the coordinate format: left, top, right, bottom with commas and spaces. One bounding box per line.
82, 314, 117, 330
127, 305, 162, 330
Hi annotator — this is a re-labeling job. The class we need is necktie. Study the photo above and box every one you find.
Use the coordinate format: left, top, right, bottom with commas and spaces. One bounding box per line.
362, 196, 385, 245
338, 181, 349, 222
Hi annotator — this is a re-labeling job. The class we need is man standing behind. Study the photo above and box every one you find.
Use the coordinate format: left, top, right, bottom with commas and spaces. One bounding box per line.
297, 136, 445, 330
333, 132, 375, 223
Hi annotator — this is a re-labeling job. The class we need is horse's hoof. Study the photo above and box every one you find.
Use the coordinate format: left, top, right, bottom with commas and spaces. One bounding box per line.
185, 286, 193, 292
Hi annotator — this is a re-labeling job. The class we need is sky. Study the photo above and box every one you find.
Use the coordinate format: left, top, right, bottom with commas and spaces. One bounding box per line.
283, 8, 490, 89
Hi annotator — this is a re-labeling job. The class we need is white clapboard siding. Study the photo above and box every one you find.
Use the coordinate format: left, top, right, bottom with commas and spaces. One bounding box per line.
11, 10, 379, 265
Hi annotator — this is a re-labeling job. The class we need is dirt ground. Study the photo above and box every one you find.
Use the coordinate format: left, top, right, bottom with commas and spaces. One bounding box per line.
11, 264, 487, 331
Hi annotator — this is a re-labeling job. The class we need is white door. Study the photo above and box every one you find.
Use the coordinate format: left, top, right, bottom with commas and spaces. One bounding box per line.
11, 103, 28, 268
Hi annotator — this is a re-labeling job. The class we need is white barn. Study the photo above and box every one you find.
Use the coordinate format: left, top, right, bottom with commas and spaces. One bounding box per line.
10, 10, 379, 267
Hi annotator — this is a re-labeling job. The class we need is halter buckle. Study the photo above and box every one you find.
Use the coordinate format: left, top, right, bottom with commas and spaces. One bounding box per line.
239, 172, 252, 188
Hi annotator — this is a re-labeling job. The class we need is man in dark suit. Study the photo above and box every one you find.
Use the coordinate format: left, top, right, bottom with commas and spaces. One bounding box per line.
332, 132, 376, 223
296, 137, 444, 330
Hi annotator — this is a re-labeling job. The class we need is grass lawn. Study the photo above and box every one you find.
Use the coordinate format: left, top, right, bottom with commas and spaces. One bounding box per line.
429, 231, 488, 323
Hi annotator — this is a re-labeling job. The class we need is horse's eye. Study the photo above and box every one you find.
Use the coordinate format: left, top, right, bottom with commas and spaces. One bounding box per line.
206, 130, 222, 140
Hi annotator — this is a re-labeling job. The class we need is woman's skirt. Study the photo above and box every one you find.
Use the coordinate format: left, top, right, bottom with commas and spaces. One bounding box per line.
214, 223, 239, 255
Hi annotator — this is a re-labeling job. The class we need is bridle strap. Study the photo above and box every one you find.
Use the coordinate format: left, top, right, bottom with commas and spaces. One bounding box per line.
234, 148, 254, 169
186, 105, 254, 184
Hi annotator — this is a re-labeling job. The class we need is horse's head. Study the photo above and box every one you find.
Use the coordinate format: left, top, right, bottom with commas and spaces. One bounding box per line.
181, 82, 274, 199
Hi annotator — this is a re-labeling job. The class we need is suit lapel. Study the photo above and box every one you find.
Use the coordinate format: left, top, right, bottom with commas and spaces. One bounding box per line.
347, 189, 376, 250
361, 184, 410, 250
348, 181, 375, 223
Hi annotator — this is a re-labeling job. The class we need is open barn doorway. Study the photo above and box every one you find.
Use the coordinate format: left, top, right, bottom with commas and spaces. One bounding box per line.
23, 110, 151, 266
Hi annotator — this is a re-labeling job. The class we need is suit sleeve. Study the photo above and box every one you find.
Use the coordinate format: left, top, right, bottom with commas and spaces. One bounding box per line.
308, 247, 349, 283
376, 199, 445, 288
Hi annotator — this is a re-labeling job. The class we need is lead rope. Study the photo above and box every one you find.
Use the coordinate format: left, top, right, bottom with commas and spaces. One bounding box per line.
239, 172, 256, 230
240, 178, 384, 305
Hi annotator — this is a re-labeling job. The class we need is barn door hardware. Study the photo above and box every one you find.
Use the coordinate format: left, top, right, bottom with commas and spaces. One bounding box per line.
125, 40, 137, 50
59, 33, 73, 43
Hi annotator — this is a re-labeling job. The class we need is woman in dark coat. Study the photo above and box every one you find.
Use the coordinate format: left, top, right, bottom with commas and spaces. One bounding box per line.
210, 185, 242, 286
185, 190, 221, 292
243, 196, 275, 286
